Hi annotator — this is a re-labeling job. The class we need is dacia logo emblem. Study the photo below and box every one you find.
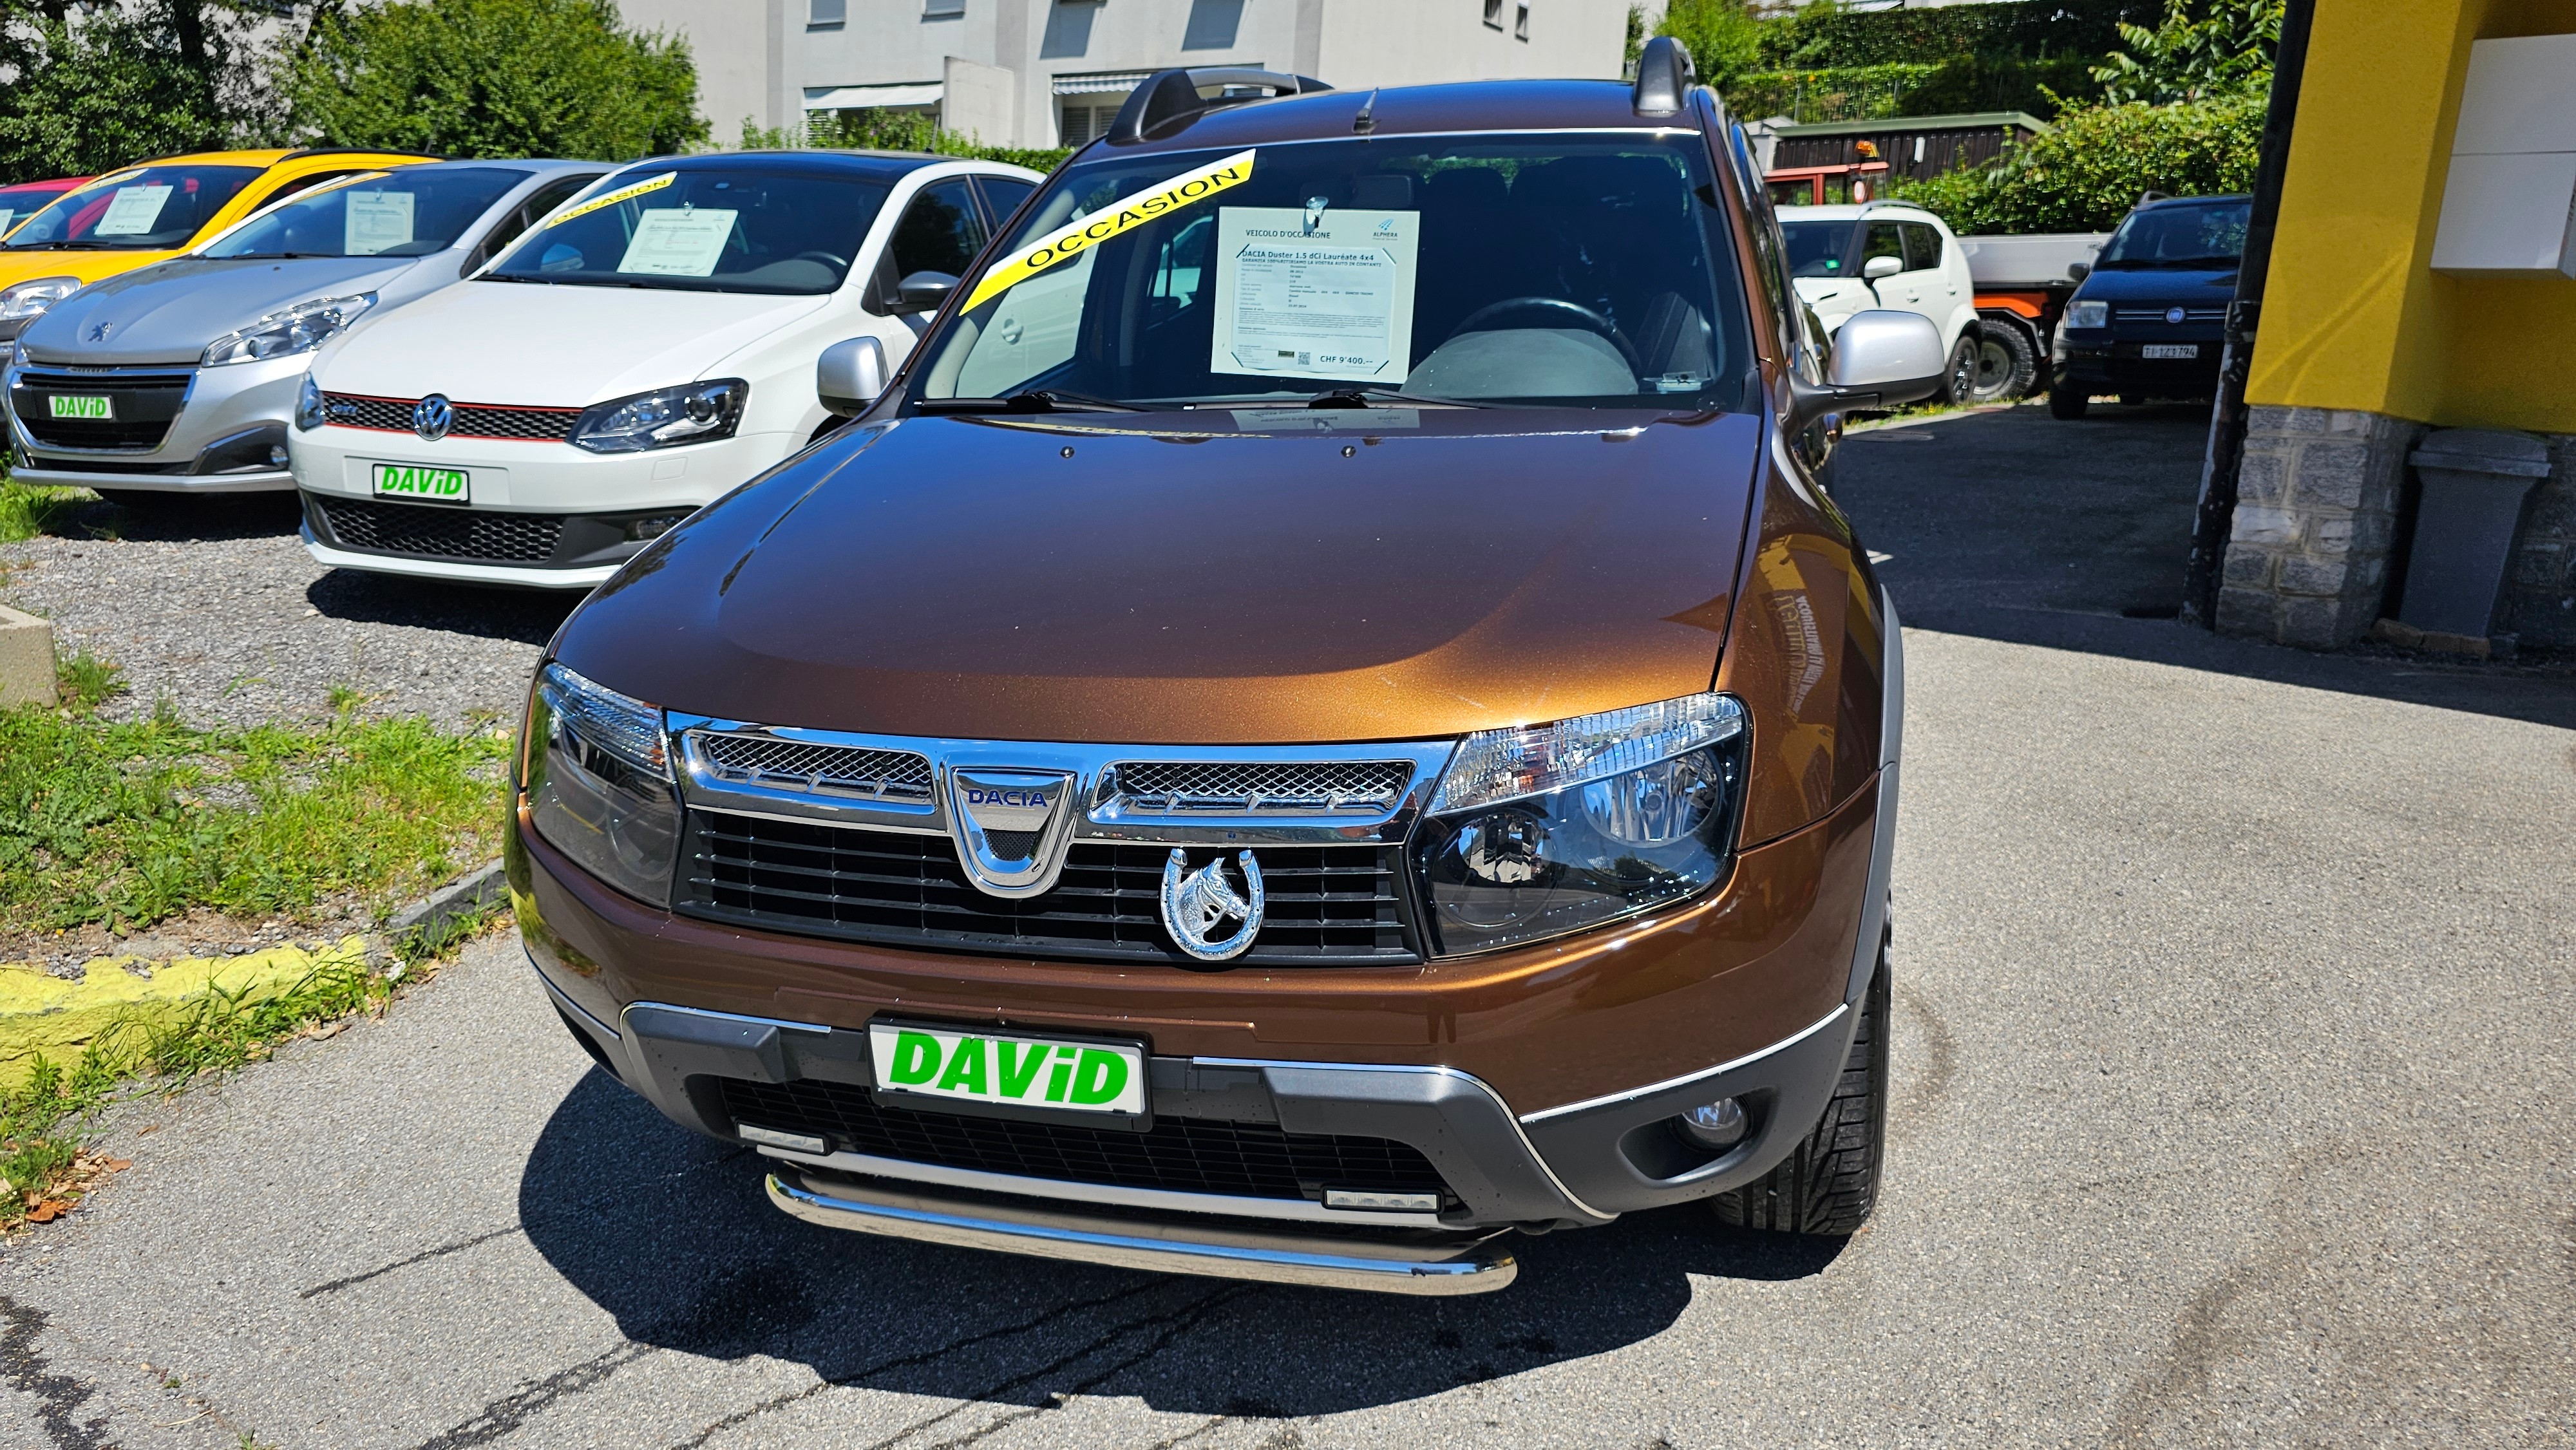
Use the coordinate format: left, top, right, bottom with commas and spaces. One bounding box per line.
1160, 849, 1265, 962
412, 393, 453, 442
947, 767, 1076, 898
2164, 306, 2187, 325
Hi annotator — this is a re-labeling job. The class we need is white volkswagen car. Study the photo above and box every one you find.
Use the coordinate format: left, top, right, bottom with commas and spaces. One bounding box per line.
290, 151, 1042, 588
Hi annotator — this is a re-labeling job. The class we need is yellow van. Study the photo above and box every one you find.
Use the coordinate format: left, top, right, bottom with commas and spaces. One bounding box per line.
0, 147, 435, 346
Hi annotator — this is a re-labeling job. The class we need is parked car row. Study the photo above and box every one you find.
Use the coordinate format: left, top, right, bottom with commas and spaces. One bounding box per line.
3, 146, 1042, 587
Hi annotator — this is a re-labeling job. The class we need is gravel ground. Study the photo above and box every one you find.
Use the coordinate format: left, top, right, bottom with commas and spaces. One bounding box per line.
1, 493, 574, 732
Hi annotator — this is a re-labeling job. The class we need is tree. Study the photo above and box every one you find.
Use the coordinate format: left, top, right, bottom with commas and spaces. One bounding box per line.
1653, 0, 1769, 94
1888, 93, 2265, 234
2090, 0, 2282, 106
285, 0, 706, 162
0, 1, 272, 180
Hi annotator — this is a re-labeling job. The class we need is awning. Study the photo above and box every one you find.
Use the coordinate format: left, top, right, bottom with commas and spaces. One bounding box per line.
804, 81, 943, 111
1052, 71, 1152, 97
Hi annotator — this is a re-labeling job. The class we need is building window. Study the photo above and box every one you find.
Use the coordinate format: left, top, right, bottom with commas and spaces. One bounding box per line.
1181, 0, 1244, 51
808, 0, 844, 28
1060, 100, 1122, 146
924, 0, 965, 15
1516, 4, 1530, 41
1483, 0, 1504, 29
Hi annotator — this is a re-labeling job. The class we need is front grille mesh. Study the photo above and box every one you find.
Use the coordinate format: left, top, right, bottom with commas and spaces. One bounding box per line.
313, 496, 562, 562
2112, 306, 2226, 324
692, 734, 934, 802
1110, 760, 1414, 814
715, 1077, 1451, 1204
13, 368, 191, 451
679, 811, 1416, 965
322, 391, 582, 442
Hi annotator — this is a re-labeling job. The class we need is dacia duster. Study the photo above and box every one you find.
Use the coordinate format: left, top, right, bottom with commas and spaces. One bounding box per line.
509, 42, 1946, 1294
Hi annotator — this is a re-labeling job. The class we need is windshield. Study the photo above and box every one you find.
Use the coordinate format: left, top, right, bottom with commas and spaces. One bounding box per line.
0, 184, 71, 240
3, 165, 260, 250
484, 167, 891, 294
1780, 220, 1852, 278
207, 167, 527, 259
2099, 201, 2249, 267
911, 133, 1750, 411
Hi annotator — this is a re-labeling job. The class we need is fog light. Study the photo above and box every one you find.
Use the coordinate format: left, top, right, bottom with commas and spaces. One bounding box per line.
269, 444, 290, 467
1674, 1097, 1745, 1151
625, 513, 685, 541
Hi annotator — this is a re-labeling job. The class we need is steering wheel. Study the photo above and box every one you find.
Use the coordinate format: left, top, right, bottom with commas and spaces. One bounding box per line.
1453, 297, 1642, 374
790, 250, 849, 271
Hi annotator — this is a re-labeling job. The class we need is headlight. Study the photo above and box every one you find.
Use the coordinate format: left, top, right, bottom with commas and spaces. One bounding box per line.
294, 375, 326, 431
1412, 693, 1748, 957
571, 379, 747, 453
202, 292, 375, 367
524, 662, 681, 907
0, 276, 80, 322
2064, 299, 2108, 330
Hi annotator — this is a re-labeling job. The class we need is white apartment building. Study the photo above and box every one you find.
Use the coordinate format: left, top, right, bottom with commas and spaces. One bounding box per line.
616, 0, 1642, 151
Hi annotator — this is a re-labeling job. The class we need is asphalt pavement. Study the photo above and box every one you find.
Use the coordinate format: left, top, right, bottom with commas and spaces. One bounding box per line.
3, 403, 2569, 1448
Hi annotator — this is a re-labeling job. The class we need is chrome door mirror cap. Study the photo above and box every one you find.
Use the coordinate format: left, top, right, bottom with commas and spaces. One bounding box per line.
817, 335, 888, 418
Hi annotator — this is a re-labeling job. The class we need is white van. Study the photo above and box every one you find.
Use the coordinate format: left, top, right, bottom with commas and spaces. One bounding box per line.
290, 151, 1041, 588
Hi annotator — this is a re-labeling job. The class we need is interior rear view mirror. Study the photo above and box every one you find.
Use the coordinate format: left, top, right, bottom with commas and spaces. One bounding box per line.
817, 335, 889, 418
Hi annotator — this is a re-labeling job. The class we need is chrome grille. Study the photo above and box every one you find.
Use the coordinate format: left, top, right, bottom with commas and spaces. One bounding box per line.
1110, 760, 1414, 815
321, 391, 582, 442
2113, 306, 2226, 323
692, 734, 934, 803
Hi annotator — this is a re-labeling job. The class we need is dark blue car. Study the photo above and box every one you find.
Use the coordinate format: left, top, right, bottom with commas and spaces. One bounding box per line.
2047, 193, 2249, 418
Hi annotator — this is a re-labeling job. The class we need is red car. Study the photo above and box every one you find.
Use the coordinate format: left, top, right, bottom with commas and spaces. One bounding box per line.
0, 176, 91, 239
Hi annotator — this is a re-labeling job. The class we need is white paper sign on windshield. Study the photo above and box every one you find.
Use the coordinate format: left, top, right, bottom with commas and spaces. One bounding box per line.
95, 185, 175, 237
615, 207, 737, 277
0, 211, 15, 238
344, 191, 416, 256
1210, 207, 1418, 384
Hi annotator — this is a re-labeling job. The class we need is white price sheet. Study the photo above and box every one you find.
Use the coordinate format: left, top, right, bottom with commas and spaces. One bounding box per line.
95, 185, 173, 237
616, 207, 737, 278
344, 190, 416, 256
1210, 207, 1418, 384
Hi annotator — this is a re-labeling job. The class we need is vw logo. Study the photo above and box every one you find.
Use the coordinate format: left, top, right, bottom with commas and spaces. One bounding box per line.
412, 393, 453, 442
84, 321, 111, 343
2165, 306, 2187, 325
1160, 849, 1265, 962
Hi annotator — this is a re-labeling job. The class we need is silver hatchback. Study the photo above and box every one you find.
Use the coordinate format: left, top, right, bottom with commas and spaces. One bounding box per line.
6, 159, 605, 501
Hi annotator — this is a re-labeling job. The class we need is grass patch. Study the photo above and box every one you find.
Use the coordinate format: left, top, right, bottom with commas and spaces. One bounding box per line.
0, 478, 91, 544
0, 692, 511, 937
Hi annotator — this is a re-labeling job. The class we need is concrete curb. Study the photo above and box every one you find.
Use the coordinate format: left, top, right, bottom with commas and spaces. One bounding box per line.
386, 858, 508, 945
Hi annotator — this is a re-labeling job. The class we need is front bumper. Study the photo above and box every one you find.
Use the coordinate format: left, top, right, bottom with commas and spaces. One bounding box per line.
2051, 328, 2224, 398
6, 352, 307, 493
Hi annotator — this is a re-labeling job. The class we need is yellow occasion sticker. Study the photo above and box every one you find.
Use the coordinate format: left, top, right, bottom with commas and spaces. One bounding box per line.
549, 171, 676, 227
961, 149, 1256, 312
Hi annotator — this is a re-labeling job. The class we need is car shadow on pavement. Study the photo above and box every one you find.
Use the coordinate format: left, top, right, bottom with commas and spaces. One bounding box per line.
45, 489, 306, 543
1834, 404, 2576, 730
306, 567, 579, 643
517, 1069, 1841, 1418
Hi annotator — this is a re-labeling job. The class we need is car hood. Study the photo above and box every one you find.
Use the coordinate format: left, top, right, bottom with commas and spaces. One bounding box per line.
311, 279, 828, 406
21, 255, 420, 365
2074, 264, 2240, 305
555, 410, 1763, 745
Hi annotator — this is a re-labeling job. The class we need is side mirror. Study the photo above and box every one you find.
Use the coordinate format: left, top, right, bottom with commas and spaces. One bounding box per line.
1786, 309, 1946, 430
2067, 261, 2091, 282
893, 270, 958, 315
1862, 254, 1904, 280
817, 335, 888, 418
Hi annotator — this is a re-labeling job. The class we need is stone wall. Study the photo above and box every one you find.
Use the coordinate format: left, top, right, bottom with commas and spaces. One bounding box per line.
2497, 435, 2576, 648
2217, 405, 2424, 649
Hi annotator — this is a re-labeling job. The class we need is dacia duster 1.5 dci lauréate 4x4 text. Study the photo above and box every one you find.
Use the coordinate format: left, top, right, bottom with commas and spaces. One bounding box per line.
508, 46, 1947, 1294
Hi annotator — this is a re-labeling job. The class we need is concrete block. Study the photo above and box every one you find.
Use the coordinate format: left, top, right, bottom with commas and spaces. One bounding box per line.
0, 605, 56, 708
2278, 594, 2365, 648
2277, 553, 2355, 596
2371, 617, 2425, 647
2215, 586, 2276, 637
2231, 504, 2302, 547
2221, 543, 2275, 587
2293, 443, 2372, 508
2265, 405, 2333, 435
2237, 447, 2291, 504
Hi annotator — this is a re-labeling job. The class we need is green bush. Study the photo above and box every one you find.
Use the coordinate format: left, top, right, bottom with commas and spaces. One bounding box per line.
285, 0, 706, 161
739, 108, 1068, 176
1663, 0, 2166, 120
1886, 93, 2264, 234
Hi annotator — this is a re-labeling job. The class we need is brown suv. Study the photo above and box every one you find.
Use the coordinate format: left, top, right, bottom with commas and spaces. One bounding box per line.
506, 42, 1947, 1295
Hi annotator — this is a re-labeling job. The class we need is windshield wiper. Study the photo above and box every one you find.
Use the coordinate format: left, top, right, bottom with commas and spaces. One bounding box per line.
916, 390, 1142, 415
1307, 388, 1487, 410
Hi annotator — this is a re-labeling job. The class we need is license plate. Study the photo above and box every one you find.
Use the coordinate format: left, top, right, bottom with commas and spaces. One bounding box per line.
2140, 344, 2199, 359
47, 395, 111, 420
372, 462, 470, 505
869, 1022, 1146, 1116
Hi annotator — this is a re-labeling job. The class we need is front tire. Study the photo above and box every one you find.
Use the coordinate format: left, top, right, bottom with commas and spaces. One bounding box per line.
2047, 386, 2090, 420
1711, 925, 1890, 1236
1933, 334, 1979, 406
1967, 321, 2038, 403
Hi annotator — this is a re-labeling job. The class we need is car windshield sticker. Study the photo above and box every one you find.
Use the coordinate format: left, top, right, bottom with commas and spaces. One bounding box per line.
1209, 205, 1418, 384
0, 211, 14, 236
345, 190, 416, 256
549, 171, 674, 227
961, 148, 1256, 313
615, 207, 737, 277
95, 184, 174, 236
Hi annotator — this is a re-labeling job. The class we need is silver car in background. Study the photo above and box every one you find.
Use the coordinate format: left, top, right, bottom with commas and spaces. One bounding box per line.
6, 160, 605, 504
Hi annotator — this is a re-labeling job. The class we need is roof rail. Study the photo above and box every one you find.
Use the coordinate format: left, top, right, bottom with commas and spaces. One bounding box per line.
1633, 35, 1696, 116
1105, 67, 1331, 146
